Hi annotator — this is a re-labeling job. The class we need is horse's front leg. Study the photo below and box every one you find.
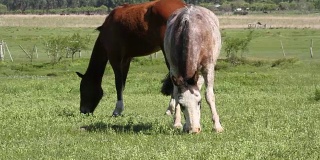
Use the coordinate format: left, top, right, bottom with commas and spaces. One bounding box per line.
172, 86, 182, 129
165, 96, 183, 129
173, 103, 182, 129
165, 95, 175, 115
165, 97, 182, 128
112, 68, 124, 117
204, 68, 224, 133
111, 58, 131, 117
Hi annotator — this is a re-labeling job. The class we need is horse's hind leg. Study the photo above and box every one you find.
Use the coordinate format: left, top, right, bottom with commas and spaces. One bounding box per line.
204, 66, 223, 133
197, 75, 204, 90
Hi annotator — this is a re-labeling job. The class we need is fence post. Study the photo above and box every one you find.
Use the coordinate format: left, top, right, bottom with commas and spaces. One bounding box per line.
0, 40, 4, 61
280, 40, 286, 57
310, 39, 313, 58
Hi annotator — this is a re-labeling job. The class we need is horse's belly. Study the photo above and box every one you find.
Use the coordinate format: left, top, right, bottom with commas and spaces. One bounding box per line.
127, 40, 161, 57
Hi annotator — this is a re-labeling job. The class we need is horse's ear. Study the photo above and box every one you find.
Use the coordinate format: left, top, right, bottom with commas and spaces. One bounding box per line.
186, 72, 199, 85
76, 72, 84, 78
171, 76, 183, 86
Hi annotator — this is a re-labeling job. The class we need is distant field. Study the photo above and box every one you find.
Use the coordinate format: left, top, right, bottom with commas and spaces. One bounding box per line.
219, 15, 320, 29
1, 14, 320, 28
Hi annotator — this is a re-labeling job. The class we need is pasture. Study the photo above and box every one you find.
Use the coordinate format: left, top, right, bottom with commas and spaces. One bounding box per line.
0, 15, 320, 159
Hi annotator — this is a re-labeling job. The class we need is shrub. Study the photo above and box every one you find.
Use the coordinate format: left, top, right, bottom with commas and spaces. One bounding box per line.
44, 36, 68, 64
43, 33, 90, 64
271, 57, 299, 67
66, 33, 91, 61
224, 30, 254, 65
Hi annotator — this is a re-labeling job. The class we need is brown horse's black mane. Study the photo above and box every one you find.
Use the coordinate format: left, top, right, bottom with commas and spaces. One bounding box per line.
96, 26, 103, 32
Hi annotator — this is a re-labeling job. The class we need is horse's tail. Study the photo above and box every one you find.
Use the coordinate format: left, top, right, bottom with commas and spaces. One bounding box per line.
161, 73, 173, 96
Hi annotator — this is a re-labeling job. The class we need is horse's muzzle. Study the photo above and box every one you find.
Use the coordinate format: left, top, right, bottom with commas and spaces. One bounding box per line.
183, 125, 201, 134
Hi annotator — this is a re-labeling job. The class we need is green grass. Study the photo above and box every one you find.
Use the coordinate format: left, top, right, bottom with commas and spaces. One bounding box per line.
1, 23, 320, 159
221, 28, 320, 60
1, 56, 320, 159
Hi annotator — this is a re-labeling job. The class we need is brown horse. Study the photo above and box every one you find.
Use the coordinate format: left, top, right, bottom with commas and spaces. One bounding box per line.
164, 5, 223, 133
76, 0, 185, 116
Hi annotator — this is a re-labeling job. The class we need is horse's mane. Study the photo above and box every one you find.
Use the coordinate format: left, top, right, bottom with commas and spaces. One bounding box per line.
96, 26, 103, 32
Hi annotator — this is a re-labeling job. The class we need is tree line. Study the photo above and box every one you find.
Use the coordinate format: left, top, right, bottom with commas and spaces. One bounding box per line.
0, 0, 319, 14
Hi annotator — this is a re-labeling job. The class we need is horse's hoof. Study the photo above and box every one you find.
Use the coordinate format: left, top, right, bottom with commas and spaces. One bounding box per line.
215, 127, 224, 133
173, 123, 183, 129
165, 110, 172, 115
112, 113, 122, 117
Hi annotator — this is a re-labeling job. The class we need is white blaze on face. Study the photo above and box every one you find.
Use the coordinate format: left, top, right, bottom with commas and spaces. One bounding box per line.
176, 87, 202, 133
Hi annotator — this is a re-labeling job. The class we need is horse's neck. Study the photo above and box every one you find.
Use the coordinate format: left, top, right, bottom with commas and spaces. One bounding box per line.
85, 60, 106, 84
84, 39, 107, 83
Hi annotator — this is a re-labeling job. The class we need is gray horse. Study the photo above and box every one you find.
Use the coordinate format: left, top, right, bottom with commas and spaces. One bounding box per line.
164, 5, 223, 133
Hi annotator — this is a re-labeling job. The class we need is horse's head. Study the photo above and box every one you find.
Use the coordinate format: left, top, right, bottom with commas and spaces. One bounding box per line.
76, 72, 103, 114
172, 74, 202, 133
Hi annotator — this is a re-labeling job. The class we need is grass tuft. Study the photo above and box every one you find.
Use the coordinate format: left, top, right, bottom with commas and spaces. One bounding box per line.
216, 58, 268, 70
314, 88, 320, 101
271, 57, 299, 67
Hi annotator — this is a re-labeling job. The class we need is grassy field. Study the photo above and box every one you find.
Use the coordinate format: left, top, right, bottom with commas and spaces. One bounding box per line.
1, 58, 319, 159
0, 15, 320, 159
1, 27, 319, 62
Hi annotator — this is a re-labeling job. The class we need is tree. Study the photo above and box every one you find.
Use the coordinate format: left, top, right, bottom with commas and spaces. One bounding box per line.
66, 33, 90, 61
38, 0, 47, 11
67, 0, 79, 8
314, 0, 320, 10
97, 4, 107, 14
57, 0, 67, 8
87, 0, 97, 7
279, 2, 290, 10
220, 2, 232, 11
79, 0, 89, 7
230, 0, 250, 10
0, 3, 7, 13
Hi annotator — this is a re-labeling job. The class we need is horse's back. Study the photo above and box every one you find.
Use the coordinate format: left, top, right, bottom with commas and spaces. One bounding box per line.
165, 5, 221, 79
102, 1, 157, 36
166, 5, 220, 50
98, 0, 185, 57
